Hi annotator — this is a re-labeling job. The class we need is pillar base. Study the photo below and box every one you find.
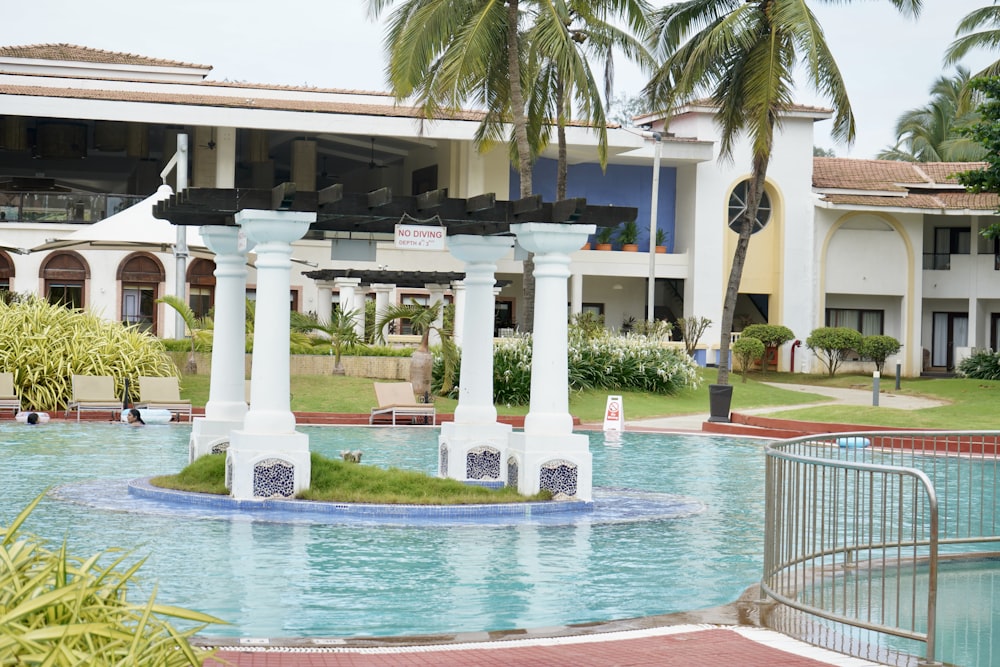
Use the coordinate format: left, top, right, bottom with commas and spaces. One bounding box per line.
506, 432, 592, 502
439, 421, 512, 483
227, 431, 310, 500
189, 416, 245, 462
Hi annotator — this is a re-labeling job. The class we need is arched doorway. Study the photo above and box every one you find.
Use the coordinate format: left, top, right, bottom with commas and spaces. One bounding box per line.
187, 258, 216, 319
118, 253, 164, 332
40, 251, 88, 308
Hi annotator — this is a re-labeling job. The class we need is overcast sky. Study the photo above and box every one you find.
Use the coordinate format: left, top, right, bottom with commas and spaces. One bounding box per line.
10, 1, 997, 159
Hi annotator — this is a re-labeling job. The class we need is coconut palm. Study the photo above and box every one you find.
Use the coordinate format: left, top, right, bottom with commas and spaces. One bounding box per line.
945, 4, 1000, 78
644, 0, 921, 388
877, 67, 985, 162
375, 299, 459, 398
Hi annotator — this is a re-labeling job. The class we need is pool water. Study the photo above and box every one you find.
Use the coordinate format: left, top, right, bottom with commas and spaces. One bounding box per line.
1, 423, 765, 638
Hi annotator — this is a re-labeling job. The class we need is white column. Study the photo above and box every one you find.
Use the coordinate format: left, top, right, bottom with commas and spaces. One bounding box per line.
352, 290, 367, 339
426, 283, 446, 347
969, 215, 980, 347
373, 283, 394, 339
569, 272, 583, 317
189, 225, 254, 461
439, 236, 513, 484
315, 281, 334, 326
451, 280, 466, 348
227, 209, 315, 500
507, 222, 595, 502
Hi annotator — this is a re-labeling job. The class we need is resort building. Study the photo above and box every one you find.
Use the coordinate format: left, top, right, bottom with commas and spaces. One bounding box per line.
1, 44, 998, 377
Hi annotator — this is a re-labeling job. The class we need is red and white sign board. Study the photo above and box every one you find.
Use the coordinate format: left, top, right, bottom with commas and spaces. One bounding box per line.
394, 224, 446, 250
603, 395, 623, 432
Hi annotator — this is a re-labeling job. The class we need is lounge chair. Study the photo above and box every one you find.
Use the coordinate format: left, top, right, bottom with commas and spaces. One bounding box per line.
369, 382, 436, 425
0, 372, 21, 414
135, 376, 192, 422
67, 375, 121, 421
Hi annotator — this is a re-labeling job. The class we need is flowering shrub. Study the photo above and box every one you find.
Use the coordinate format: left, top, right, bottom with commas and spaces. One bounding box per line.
434, 329, 700, 406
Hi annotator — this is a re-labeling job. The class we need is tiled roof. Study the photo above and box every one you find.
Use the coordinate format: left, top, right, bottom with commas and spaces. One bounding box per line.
0, 44, 209, 70
814, 157, 1000, 211
0, 83, 486, 122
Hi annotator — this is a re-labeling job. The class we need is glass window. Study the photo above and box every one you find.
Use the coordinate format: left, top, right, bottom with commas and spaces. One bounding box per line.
189, 286, 214, 320
728, 180, 772, 234
47, 284, 83, 309
825, 308, 884, 335
122, 285, 156, 331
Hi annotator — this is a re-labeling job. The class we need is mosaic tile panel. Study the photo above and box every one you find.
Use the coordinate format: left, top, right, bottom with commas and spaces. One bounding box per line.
539, 458, 578, 497
225, 456, 233, 490
466, 446, 500, 480
211, 440, 229, 454
507, 457, 518, 489
253, 458, 295, 498
439, 443, 448, 477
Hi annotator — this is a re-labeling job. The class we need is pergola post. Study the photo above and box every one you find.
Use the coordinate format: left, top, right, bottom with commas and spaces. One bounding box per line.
507, 222, 595, 502
439, 235, 513, 485
332, 277, 363, 338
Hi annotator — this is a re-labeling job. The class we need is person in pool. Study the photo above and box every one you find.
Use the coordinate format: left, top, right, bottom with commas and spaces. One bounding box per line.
26, 412, 40, 425
126, 408, 145, 426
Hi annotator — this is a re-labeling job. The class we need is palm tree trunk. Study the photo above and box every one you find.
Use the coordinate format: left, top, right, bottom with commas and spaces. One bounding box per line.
716, 151, 771, 386
556, 75, 568, 200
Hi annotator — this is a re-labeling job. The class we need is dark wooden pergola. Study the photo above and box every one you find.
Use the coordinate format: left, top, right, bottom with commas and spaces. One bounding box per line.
302, 268, 512, 288
153, 183, 638, 235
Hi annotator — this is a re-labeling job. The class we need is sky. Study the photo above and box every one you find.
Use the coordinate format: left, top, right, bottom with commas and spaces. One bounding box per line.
9, 1, 998, 159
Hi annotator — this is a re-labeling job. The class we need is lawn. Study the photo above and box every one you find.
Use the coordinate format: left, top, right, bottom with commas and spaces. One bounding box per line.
178, 368, 1000, 430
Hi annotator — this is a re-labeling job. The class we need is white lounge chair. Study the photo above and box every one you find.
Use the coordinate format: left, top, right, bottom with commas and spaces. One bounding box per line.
135, 376, 192, 422
0, 372, 21, 415
67, 375, 121, 421
369, 382, 435, 425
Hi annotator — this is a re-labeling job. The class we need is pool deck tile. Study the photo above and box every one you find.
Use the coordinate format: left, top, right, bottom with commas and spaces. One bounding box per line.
205, 626, 883, 666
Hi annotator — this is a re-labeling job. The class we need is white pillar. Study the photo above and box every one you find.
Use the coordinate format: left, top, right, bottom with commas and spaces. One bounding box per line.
315, 281, 334, 326
373, 283, 394, 339
569, 272, 583, 317
507, 222, 595, 502
451, 280, 466, 348
189, 225, 255, 461
439, 236, 513, 484
227, 209, 315, 500
426, 283, 446, 347
353, 290, 367, 339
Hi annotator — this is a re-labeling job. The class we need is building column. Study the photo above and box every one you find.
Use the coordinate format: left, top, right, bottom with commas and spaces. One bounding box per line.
189, 225, 255, 461
569, 272, 583, 317
451, 280, 466, 347
507, 222, 595, 502
426, 283, 447, 346
227, 209, 315, 500
333, 277, 363, 336
372, 283, 394, 339
439, 236, 514, 484
315, 281, 334, 326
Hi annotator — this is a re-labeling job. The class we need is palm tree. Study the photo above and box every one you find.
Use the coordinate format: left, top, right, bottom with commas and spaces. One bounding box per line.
375, 299, 459, 398
945, 4, 1000, 78
156, 295, 213, 374
644, 0, 921, 391
876, 67, 985, 162
290, 308, 366, 375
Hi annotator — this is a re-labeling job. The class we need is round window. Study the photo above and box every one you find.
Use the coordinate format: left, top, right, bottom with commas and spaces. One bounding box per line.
727, 180, 771, 234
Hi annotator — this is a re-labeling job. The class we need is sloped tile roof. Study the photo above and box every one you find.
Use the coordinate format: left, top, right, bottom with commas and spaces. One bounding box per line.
0, 43, 209, 70
814, 157, 1000, 211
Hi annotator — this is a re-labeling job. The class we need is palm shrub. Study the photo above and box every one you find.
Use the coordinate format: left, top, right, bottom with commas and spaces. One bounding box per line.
0, 494, 223, 665
0, 296, 177, 410
806, 326, 863, 377
732, 336, 765, 383
290, 308, 366, 373
957, 349, 1000, 380
858, 334, 902, 374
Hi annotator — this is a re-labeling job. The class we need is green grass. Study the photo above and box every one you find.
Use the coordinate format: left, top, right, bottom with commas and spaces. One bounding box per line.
176, 368, 1000, 430
151, 451, 551, 504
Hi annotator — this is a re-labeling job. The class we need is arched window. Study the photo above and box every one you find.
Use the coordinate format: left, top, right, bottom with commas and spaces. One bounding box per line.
187, 258, 216, 319
41, 251, 88, 308
727, 180, 772, 234
0, 251, 14, 300
118, 253, 164, 332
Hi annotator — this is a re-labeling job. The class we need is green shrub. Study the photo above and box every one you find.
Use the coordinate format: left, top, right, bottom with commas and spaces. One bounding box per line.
858, 334, 901, 373
0, 494, 223, 665
732, 336, 765, 383
806, 326, 862, 377
957, 349, 1000, 380
739, 324, 794, 376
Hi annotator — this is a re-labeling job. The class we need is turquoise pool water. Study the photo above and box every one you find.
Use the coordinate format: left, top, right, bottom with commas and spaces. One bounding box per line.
2, 423, 765, 638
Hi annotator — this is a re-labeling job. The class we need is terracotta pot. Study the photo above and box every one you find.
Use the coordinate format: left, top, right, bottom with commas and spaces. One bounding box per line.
580, 242, 591, 250
622, 244, 639, 252
655, 245, 667, 254
595, 243, 613, 251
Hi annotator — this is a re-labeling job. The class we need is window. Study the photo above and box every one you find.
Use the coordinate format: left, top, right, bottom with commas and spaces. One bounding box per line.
119, 254, 164, 333
728, 180, 771, 234
41, 252, 88, 309
187, 259, 216, 319
826, 308, 883, 335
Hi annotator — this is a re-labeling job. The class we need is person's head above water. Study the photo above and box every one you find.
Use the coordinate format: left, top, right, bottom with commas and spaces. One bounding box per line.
126, 408, 145, 426
26, 412, 39, 425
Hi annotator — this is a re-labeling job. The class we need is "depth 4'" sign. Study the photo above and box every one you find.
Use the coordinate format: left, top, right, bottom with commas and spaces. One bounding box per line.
394, 224, 446, 250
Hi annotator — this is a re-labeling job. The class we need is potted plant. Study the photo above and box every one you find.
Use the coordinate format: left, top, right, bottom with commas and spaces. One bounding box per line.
655, 228, 667, 253
595, 226, 614, 250
617, 220, 639, 251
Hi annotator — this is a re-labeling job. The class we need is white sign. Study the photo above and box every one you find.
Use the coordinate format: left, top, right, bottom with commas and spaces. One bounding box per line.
603, 395, 623, 432
394, 224, 446, 250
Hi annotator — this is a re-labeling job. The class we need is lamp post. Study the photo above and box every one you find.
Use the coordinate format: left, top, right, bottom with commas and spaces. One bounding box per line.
645, 131, 662, 323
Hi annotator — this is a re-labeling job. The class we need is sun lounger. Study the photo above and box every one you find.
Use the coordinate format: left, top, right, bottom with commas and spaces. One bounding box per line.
0, 372, 21, 414
369, 382, 435, 425
67, 374, 121, 421
135, 376, 192, 422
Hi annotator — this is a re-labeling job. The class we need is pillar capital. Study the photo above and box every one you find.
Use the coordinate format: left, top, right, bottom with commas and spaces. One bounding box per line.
509, 223, 595, 255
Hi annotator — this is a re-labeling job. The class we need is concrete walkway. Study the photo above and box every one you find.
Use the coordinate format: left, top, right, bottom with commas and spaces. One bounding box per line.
626, 382, 947, 432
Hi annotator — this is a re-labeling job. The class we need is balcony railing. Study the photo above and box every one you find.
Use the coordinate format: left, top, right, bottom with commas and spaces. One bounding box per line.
0, 192, 144, 224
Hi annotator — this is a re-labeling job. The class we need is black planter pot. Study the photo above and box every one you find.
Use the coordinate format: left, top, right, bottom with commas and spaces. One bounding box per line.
707, 383, 733, 423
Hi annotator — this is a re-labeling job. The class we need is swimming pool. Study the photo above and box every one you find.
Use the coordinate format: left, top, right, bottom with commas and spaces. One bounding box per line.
2, 423, 765, 638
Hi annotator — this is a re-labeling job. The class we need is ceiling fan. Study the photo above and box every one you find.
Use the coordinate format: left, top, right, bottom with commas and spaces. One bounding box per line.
368, 137, 389, 170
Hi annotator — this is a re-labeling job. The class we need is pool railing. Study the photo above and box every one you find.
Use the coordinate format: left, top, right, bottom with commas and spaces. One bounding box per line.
762, 430, 1000, 667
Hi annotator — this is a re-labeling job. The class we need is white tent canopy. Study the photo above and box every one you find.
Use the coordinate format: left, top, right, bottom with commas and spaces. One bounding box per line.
30, 184, 208, 254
